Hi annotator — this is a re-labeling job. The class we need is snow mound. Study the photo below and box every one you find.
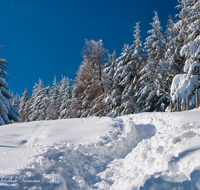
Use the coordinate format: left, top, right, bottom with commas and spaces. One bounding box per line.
1, 110, 200, 189
0, 116, 155, 189
170, 74, 200, 110
96, 111, 200, 190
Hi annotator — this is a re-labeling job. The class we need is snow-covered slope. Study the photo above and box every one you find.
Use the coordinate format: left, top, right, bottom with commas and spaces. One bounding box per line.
1, 109, 200, 189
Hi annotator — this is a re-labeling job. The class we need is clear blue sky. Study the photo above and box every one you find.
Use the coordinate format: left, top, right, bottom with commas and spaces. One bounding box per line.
0, 0, 179, 96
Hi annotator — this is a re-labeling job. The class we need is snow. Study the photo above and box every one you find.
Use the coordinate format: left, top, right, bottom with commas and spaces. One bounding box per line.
181, 35, 200, 73
0, 118, 114, 176
170, 73, 200, 110
1, 109, 200, 189
187, 62, 200, 79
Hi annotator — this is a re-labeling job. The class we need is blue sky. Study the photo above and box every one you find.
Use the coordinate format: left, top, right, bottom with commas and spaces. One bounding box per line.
0, 0, 179, 96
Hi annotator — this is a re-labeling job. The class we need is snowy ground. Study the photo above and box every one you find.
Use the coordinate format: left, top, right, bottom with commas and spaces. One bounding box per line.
0, 109, 200, 189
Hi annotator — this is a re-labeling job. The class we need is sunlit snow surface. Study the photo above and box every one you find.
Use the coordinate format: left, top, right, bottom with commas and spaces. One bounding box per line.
1, 109, 200, 189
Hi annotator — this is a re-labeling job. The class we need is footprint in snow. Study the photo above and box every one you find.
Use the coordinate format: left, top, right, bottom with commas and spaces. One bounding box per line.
156, 146, 164, 154
181, 122, 197, 130
20, 140, 27, 144
172, 131, 197, 144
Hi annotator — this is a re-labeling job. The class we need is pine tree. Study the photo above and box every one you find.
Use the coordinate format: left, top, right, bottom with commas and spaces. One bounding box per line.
171, 0, 200, 110
29, 79, 49, 121
105, 44, 135, 116
0, 46, 19, 124
46, 76, 61, 120
18, 89, 31, 122
164, 16, 179, 75
105, 22, 146, 116
170, 0, 191, 73
104, 50, 117, 78
120, 22, 146, 115
59, 76, 72, 119
136, 11, 167, 112
11, 93, 21, 111
179, 0, 199, 74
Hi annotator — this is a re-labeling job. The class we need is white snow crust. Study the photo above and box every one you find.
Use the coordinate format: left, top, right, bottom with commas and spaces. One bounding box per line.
1, 109, 200, 189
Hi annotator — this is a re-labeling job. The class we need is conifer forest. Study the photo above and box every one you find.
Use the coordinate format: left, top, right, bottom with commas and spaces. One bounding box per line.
1, 0, 200, 124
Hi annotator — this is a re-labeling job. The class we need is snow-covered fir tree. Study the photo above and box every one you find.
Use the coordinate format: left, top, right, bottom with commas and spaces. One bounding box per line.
59, 76, 72, 119
108, 41, 143, 116
120, 22, 146, 115
164, 16, 180, 75
18, 89, 31, 122
136, 11, 167, 112
105, 22, 146, 116
170, 0, 191, 73
0, 47, 19, 124
10, 93, 21, 111
46, 76, 61, 120
104, 50, 117, 78
170, 0, 200, 110
104, 44, 133, 116
29, 79, 50, 121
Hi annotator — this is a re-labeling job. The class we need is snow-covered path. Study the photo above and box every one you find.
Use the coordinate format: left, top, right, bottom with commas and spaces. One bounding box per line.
1, 109, 200, 189
97, 111, 200, 190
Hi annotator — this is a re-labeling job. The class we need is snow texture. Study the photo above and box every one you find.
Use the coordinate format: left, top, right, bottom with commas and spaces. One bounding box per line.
1, 109, 200, 189
170, 72, 200, 110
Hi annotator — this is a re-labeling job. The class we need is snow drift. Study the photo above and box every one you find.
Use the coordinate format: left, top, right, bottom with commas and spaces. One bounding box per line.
0, 109, 200, 189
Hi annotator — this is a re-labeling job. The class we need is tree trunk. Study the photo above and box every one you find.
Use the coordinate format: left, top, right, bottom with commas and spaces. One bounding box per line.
170, 99, 172, 112
196, 89, 199, 109
177, 97, 179, 111
186, 94, 189, 111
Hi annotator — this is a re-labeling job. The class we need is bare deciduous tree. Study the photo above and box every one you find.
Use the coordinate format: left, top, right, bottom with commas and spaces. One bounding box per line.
68, 39, 107, 118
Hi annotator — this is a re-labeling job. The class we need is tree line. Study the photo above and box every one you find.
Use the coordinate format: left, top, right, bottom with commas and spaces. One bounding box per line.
1, 0, 200, 124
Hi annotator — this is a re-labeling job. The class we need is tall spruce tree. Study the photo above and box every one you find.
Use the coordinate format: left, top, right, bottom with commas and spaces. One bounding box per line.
104, 50, 117, 78
164, 16, 179, 75
136, 11, 167, 112
105, 44, 134, 116
46, 76, 60, 120
121, 22, 146, 115
179, 0, 200, 76
18, 89, 31, 122
29, 79, 50, 121
171, 0, 200, 110
105, 22, 146, 116
59, 76, 72, 119
0, 48, 19, 124
11, 93, 21, 112
170, 0, 191, 73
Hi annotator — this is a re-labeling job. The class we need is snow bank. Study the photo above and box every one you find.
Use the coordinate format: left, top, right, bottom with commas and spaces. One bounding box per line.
96, 111, 200, 190
0, 117, 114, 177
1, 116, 155, 189
1, 110, 200, 189
170, 74, 200, 110
0, 117, 114, 147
